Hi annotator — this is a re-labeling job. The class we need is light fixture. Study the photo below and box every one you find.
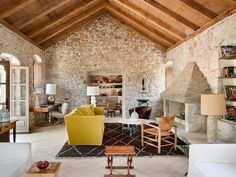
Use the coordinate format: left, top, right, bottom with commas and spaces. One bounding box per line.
87, 86, 100, 107
201, 94, 226, 143
46, 83, 56, 104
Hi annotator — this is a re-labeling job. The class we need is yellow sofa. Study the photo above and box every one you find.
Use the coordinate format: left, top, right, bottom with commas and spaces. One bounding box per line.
64, 105, 105, 146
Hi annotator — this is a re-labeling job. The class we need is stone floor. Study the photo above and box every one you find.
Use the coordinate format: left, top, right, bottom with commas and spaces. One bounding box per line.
16, 122, 188, 177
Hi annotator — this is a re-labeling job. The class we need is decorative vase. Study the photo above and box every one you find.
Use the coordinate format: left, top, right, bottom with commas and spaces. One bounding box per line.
0, 105, 10, 123
130, 108, 139, 120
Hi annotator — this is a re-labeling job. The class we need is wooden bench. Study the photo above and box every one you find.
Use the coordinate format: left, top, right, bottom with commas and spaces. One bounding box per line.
104, 146, 136, 177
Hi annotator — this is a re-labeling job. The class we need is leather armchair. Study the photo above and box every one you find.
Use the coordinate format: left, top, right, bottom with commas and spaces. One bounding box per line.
129, 106, 152, 119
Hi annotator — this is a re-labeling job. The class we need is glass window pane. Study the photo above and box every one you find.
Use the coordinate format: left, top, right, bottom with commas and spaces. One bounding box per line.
11, 101, 26, 116
0, 65, 6, 83
11, 85, 26, 100
12, 69, 26, 84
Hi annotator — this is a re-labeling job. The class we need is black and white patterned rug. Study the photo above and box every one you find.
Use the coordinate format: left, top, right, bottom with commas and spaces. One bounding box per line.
56, 123, 185, 158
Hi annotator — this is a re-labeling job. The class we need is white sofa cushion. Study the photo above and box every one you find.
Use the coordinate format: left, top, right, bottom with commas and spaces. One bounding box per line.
192, 163, 236, 177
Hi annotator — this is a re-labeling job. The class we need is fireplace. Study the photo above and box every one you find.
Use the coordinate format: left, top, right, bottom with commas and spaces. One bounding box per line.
160, 62, 211, 133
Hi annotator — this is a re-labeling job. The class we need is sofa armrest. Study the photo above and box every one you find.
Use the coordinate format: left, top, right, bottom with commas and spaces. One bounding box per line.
94, 107, 105, 115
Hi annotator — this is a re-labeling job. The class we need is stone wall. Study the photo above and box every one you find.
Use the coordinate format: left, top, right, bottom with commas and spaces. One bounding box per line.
45, 15, 165, 117
166, 13, 236, 141
0, 24, 46, 129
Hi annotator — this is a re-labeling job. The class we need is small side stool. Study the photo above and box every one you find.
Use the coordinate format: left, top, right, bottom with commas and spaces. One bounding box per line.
105, 146, 136, 177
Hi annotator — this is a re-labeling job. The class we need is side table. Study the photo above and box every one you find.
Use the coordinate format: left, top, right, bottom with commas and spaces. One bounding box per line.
25, 162, 61, 177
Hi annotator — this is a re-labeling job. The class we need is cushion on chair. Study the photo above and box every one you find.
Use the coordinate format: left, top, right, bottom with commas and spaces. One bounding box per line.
76, 106, 95, 116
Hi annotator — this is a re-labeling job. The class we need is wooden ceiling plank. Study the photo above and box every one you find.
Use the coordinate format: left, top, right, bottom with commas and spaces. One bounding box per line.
107, 3, 176, 45
178, 0, 218, 19
167, 5, 236, 51
0, 20, 44, 50
42, 10, 106, 48
106, 5, 169, 49
117, 0, 186, 40
35, 3, 106, 44
27, 0, 103, 38
143, 0, 199, 31
13, 0, 71, 30
0, 0, 37, 19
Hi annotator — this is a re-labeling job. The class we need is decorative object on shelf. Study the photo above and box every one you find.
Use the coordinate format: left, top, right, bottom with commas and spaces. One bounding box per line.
87, 86, 100, 107
0, 103, 10, 123
142, 78, 145, 91
46, 83, 56, 104
226, 106, 236, 121
130, 108, 139, 120
36, 160, 49, 169
201, 94, 226, 143
220, 45, 236, 57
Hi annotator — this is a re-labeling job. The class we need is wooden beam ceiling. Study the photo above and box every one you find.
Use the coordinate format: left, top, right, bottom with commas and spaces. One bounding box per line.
26, 0, 102, 38
42, 10, 106, 48
0, 0, 235, 50
35, 2, 106, 44
106, 5, 169, 50
167, 5, 236, 51
0, 20, 44, 50
116, 0, 186, 40
12, 0, 71, 30
178, 0, 218, 19
107, 2, 177, 46
0, 0, 37, 19
143, 0, 200, 31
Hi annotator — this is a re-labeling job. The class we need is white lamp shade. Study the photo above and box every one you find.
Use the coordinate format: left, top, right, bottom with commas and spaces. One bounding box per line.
45, 83, 56, 95
201, 94, 226, 116
87, 86, 100, 96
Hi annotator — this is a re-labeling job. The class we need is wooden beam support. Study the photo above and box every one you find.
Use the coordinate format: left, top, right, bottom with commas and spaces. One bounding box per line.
167, 5, 236, 51
107, 3, 176, 46
42, 10, 106, 48
0, 20, 44, 50
116, 0, 186, 40
35, 3, 106, 44
143, 0, 199, 31
12, 0, 71, 30
106, 5, 169, 49
0, 0, 37, 19
26, 0, 103, 38
178, 0, 218, 19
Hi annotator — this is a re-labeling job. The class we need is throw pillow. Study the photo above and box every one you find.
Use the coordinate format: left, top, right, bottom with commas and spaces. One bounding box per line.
80, 104, 95, 114
76, 106, 95, 116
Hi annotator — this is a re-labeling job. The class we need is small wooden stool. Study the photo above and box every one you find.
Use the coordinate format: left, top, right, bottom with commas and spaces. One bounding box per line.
25, 162, 61, 177
105, 146, 136, 177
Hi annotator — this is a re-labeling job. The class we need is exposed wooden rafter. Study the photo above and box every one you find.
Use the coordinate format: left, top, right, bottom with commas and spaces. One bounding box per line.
0, 0, 37, 19
107, 3, 176, 46
115, 0, 186, 40
26, 0, 103, 38
167, 5, 236, 51
12, 0, 71, 30
42, 10, 106, 48
143, 0, 200, 31
178, 0, 218, 19
0, 20, 44, 50
106, 5, 169, 50
35, 3, 106, 44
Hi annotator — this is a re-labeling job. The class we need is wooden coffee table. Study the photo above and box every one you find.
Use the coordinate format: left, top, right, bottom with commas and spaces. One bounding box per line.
25, 162, 61, 177
105, 146, 136, 177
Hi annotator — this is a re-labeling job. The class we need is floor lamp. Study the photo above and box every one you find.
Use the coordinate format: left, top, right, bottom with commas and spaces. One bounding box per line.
201, 94, 226, 143
87, 86, 100, 107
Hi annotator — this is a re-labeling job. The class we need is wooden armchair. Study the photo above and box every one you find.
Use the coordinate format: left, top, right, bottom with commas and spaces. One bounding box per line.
141, 115, 177, 154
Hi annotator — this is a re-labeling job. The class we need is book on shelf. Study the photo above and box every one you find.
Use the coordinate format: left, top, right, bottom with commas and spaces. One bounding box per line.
221, 67, 236, 77
224, 86, 236, 101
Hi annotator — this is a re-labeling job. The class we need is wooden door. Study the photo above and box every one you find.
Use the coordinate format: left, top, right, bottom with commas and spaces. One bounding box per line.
0, 61, 10, 110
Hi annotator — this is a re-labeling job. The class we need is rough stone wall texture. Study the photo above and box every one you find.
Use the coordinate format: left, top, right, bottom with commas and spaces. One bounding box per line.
0, 24, 46, 129
45, 15, 165, 117
166, 14, 236, 141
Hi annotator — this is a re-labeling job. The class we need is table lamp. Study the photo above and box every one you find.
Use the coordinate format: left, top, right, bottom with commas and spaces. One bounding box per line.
46, 83, 56, 104
87, 86, 100, 107
201, 94, 226, 143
